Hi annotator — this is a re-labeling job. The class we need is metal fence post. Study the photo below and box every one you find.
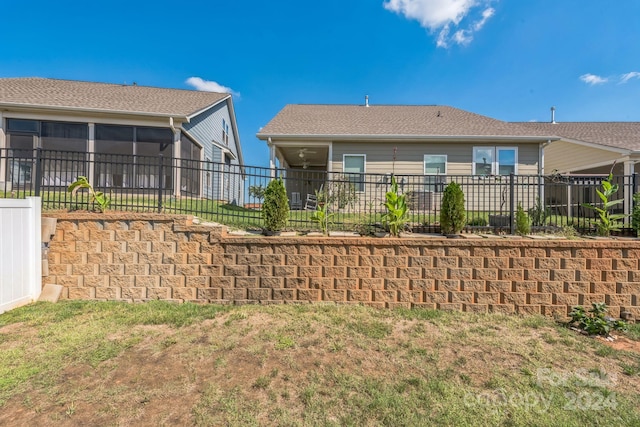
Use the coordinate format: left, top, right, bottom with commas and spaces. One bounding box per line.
509, 173, 515, 235
34, 148, 42, 197
157, 154, 163, 213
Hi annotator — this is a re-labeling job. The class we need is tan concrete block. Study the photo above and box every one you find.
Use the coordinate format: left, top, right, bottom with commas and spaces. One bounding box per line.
409, 256, 432, 267
398, 267, 422, 279
565, 281, 590, 294
197, 288, 220, 300
475, 292, 500, 304
561, 258, 585, 269
501, 292, 526, 305
273, 244, 298, 254
115, 230, 139, 242
261, 277, 283, 289
55, 220, 77, 231
542, 305, 569, 318
223, 288, 247, 300
436, 279, 460, 291
62, 229, 88, 242
536, 257, 560, 269
412, 303, 437, 309
451, 291, 474, 304
186, 276, 209, 287
150, 264, 174, 275
614, 258, 638, 271
528, 293, 552, 305
133, 276, 158, 287
100, 264, 124, 275
587, 258, 612, 270
211, 254, 235, 265
129, 220, 152, 230
423, 267, 447, 280
472, 247, 495, 257
474, 268, 498, 280
175, 265, 199, 276
309, 278, 334, 289
236, 277, 259, 288
163, 253, 187, 264
438, 303, 463, 311
372, 245, 395, 256
299, 244, 323, 254
298, 266, 321, 277
121, 287, 146, 300
84, 275, 107, 287
373, 290, 396, 302
147, 287, 171, 300
262, 254, 284, 265
552, 269, 576, 282
359, 255, 384, 267
574, 248, 597, 258
273, 289, 295, 300
113, 252, 135, 264
487, 281, 512, 293
285, 277, 307, 289
578, 268, 604, 282
549, 248, 572, 258
579, 293, 606, 305
553, 293, 579, 306
539, 281, 564, 294
347, 266, 370, 278
485, 257, 509, 269
164, 232, 188, 243
61, 252, 85, 264
49, 241, 75, 252
411, 279, 435, 291
422, 247, 445, 256
385, 279, 410, 290
397, 246, 420, 256
511, 258, 534, 269
604, 270, 628, 282
384, 255, 408, 268
516, 305, 541, 315
489, 304, 515, 314
248, 288, 271, 300
247, 244, 273, 254
323, 289, 346, 301
75, 241, 100, 253
601, 248, 623, 259
161, 276, 185, 287
236, 254, 260, 265
324, 245, 348, 255
335, 278, 359, 289
310, 254, 333, 266
250, 265, 272, 277
200, 265, 223, 276
95, 287, 120, 300
525, 269, 550, 281
138, 252, 162, 264
225, 265, 249, 276
173, 287, 196, 300
448, 268, 473, 280
399, 290, 423, 303
101, 241, 125, 253
463, 304, 488, 313
187, 253, 210, 265
72, 264, 96, 275
606, 294, 631, 307
460, 256, 484, 268
49, 264, 70, 275
335, 255, 358, 266
212, 276, 234, 288
298, 289, 320, 301
89, 230, 114, 241
152, 241, 176, 253
499, 269, 524, 281
591, 282, 616, 294
68, 287, 93, 299
140, 229, 163, 241
434, 256, 458, 268
372, 267, 396, 279
513, 281, 538, 292
110, 276, 134, 287
446, 246, 471, 257
424, 291, 448, 303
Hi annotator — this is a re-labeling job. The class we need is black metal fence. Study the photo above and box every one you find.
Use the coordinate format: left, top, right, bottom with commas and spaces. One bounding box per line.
1, 148, 637, 235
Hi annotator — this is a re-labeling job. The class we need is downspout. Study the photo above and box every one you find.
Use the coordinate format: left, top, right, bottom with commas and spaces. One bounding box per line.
539, 139, 552, 206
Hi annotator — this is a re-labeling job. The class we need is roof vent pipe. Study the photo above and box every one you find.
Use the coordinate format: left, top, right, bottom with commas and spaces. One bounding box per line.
365, 95, 369, 107
551, 106, 556, 124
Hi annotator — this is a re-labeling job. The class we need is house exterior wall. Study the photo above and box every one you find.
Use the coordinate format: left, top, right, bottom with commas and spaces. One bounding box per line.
544, 141, 622, 173
329, 141, 540, 175
183, 100, 243, 205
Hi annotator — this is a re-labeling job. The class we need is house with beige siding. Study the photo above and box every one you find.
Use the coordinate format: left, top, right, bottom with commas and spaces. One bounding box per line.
0, 78, 244, 204
257, 103, 557, 212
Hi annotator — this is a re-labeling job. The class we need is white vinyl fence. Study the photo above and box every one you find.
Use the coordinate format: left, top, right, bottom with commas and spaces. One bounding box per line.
0, 197, 42, 313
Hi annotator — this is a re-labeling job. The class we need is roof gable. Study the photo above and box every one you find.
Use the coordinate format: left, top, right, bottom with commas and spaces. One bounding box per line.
0, 77, 230, 118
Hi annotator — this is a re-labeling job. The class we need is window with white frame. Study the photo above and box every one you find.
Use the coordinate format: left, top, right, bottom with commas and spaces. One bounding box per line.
473, 147, 517, 176
222, 119, 230, 145
343, 154, 365, 192
424, 154, 447, 192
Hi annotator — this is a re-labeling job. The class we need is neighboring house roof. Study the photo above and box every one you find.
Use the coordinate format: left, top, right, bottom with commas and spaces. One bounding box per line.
257, 104, 556, 141
0, 77, 230, 119
517, 122, 640, 153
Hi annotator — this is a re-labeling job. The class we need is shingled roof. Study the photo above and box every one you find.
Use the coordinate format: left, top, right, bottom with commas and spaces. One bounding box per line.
0, 77, 230, 118
257, 104, 555, 140
517, 122, 640, 153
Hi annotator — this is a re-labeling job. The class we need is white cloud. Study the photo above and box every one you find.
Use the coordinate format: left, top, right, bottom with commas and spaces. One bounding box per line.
185, 77, 239, 97
579, 74, 608, 85
620, 71, 640, 84
383, 0, 495, 48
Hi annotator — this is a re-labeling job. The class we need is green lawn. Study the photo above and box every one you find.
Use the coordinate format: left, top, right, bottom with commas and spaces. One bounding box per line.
1, 302, 639, 426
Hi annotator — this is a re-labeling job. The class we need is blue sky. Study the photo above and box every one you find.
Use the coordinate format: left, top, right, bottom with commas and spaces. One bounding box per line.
2, 0, 639, 167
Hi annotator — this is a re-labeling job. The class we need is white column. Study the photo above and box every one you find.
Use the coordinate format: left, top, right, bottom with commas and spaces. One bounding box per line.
173, 129, 181, 197
624, 160, 633, 217
268, 139, 276, 178
327, 142, 333, 173
87, 123, 95, 184
0, 112, 5, 187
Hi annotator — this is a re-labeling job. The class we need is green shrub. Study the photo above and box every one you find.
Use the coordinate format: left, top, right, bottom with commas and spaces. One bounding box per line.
515, 202, 530, 235
440, 182, 466, 235
569, 303, 627, 336
632, 193, 640, 237
262, 178, 289, 232
528, 197, 550, 226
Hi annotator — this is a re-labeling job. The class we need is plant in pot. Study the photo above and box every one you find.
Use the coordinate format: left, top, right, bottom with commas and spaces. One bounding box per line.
440, 181, 466, 237
262, 178, 289, 235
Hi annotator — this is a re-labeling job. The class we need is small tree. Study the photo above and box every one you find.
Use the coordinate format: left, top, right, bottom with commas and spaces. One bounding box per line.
440, 182, 466, 235
381, 175, 408, 237
68, 176, 110, 213
515, 202, 531, 235
582, 173, 627, 236
262, 178, 289, 233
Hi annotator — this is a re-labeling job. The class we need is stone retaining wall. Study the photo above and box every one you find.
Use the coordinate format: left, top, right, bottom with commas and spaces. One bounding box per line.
43, 213, 640, 320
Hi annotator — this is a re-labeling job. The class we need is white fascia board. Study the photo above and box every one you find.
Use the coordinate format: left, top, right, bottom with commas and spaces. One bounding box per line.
257, 133, 560, 143
3, 109, 183, 128
554, 137, 632, 155
225, 97, 244, 166
0, 102, 190, 122
184, 95, 231, 120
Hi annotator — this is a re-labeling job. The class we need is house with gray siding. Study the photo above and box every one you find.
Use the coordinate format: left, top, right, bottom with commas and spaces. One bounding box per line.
0, 77, 244, 204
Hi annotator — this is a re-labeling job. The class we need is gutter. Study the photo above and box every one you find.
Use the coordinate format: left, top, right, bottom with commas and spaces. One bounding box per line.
256, 133, 561, 143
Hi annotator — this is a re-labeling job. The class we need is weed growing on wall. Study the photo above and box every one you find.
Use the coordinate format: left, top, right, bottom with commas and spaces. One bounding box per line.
569, 303, 627, 337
